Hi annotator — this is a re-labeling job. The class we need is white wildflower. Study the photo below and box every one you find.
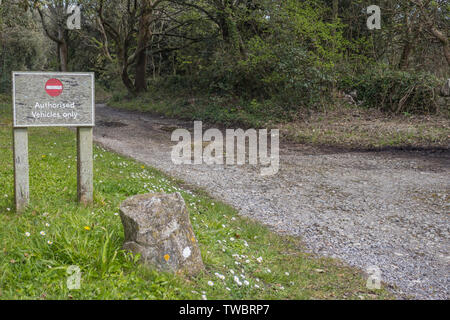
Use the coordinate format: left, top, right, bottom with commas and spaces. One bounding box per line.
215, 273, 225, 280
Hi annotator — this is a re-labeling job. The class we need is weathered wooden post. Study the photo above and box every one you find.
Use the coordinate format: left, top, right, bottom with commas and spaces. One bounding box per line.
13, 128, 29, 212
77, 127, 93, 205
12, 72, 95, 212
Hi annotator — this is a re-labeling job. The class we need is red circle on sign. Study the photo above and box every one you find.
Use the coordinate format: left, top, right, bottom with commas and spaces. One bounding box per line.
45, 78, 63, 97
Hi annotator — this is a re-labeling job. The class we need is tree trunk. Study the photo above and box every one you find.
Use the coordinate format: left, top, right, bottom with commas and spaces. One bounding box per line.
430, 26, 450, 66
399, 41, 412, 70
121, 64, 135, 94
59, 40, 69, 72
118, 42, 135, 94
398, 12, 414, 70
134, 5, 153, 93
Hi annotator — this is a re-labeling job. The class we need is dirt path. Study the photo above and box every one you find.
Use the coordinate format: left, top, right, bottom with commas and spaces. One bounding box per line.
94, 104, 449, 299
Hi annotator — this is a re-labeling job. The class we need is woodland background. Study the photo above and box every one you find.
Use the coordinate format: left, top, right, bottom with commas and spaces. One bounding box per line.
1, 0, 449, 125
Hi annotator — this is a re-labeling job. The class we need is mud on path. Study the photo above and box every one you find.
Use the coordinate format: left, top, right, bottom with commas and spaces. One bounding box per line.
94, 104, 449, 299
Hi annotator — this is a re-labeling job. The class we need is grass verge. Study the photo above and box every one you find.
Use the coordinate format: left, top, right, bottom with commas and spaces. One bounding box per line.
0, 94, 392, 299
107, 85, 449, 150
280, 104, 450, 149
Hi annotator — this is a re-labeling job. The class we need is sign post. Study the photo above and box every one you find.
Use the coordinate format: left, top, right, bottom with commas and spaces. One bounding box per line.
77, 127, 93, 205
13, 127, 29, 213
12, 72, 95, 212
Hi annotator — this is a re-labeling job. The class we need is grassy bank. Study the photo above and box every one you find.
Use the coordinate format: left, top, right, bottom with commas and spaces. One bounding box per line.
107, 85, 449, 150
0, 94, 392, 300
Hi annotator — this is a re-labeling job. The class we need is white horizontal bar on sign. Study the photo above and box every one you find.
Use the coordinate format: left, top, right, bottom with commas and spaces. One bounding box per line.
46, 86, 63, 90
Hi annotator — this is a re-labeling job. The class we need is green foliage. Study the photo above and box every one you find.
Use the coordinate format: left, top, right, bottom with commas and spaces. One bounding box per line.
170, 0, 345, 114
339, 66, 442, 114
0, 4, 50, 93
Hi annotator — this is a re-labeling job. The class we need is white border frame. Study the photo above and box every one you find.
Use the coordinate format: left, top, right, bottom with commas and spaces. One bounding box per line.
12, 71, 95, 128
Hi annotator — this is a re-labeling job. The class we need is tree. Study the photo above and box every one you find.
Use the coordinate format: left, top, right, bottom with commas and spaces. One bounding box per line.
93, 0, 205, 94
33, 0, 80, 71
0, 0, 49, 91
411, 0, 450, 66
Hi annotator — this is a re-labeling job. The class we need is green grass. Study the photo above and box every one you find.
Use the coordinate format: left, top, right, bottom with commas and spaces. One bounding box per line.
0, 95, 392, 300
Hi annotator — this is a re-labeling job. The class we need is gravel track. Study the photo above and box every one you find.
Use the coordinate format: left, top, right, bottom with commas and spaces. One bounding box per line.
94, 104, 449, 299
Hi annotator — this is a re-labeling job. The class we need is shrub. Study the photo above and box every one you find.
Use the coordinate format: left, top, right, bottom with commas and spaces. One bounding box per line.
339, 66, 442, 114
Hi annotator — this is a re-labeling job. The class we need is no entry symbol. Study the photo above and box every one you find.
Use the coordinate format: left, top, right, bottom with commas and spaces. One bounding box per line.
45, 78, 63, 97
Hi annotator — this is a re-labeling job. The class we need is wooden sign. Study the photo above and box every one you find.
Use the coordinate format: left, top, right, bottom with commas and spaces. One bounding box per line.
13, 72, 94, 127
12, 72, 95, 212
